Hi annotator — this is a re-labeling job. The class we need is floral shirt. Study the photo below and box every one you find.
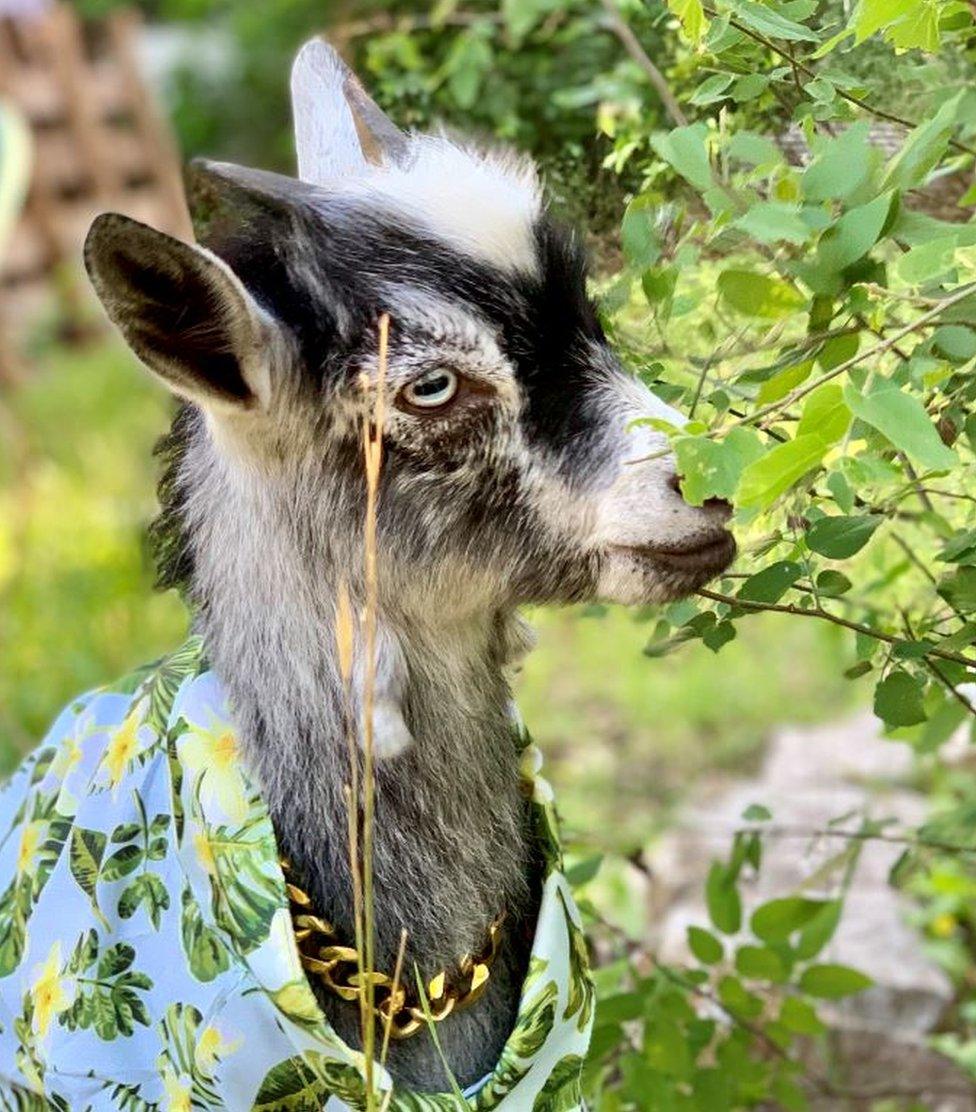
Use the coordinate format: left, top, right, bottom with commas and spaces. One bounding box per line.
0, 639, 593, 1110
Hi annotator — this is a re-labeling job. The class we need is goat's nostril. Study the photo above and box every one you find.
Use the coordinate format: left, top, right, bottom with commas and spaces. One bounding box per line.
704, 496, 733, 517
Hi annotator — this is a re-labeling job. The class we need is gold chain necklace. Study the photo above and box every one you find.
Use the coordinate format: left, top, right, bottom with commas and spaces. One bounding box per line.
281, 860, 506, 1040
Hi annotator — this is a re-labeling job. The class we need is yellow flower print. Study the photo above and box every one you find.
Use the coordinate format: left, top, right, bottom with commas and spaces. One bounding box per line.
50, 735, 82, 782
194, 1023, 241, 1074
102, 701, 150, 788
17, 820, 45, 876
31, 942, 71, 1038
193, 829, 217, 875
182, 718, 249, 824
160, 1064, 192, 1112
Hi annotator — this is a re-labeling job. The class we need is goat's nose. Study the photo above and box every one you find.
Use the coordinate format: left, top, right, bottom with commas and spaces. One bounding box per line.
704, 496, 733, 519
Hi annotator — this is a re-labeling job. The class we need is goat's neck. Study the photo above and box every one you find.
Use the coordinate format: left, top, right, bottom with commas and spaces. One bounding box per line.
192, 470, 534, 972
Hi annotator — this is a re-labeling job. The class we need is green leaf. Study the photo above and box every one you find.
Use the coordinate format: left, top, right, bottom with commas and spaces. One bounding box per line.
895, 96, 964, 185
806, 515, 881, 558
621, 196, 661, 268
797, 963, 873, 998
795, 899, 842, 959
896, 237, 958, 285
667, 0, 708, 42
752, 897, 829, 943
735, 944, 787, 982
779, 995, 826, 1035
802, 123, 872, 202
674, 428, 764, 505
97, 943, 134, 979
651, 125, 712, 192
742, 803, 772, 822
706, 862, 742, 935
874, 669, 927, 727
736, 435, 828, 509
718, 269, 805, 318
938, 567, 976, 613
565, 854, 602, 888
844, 379, 956, 470
735, 202, 809, 246
817, 569, 852, 597
851, 0, 919, 43
932, 326, 976, 363
688, 925, 724, 965
797, 383, 851, 445
728, 131, 781, 167
817, 192, 893, 273
690, 74, 734, 106
738, 560, 802, 604
730, 0, 817, 41
642, 266, 677, 306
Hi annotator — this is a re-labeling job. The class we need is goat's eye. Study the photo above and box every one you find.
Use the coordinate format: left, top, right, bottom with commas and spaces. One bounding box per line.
401, 369, 459, 412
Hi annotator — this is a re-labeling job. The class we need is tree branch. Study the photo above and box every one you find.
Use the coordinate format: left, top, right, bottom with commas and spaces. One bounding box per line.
696, 587, 976, 668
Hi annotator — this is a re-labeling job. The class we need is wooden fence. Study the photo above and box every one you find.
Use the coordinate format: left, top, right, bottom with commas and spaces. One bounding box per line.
0, 3, 190, 381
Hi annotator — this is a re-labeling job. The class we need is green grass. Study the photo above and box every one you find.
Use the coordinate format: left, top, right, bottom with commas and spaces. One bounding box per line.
0, 340, 858, 845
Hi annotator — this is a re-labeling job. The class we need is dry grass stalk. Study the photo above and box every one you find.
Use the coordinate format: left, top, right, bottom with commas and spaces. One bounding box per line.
358, 312, 389, 1105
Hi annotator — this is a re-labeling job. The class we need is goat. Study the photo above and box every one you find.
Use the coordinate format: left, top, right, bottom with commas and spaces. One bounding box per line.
0, 40, 734, 1110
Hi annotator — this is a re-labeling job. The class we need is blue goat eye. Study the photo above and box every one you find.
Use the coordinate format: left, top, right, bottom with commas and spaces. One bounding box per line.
402, 370, 459, 410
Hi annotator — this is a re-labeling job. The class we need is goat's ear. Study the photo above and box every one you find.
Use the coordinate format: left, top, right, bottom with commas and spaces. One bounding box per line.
84, 213, 275, 411
290, 38, 407, 186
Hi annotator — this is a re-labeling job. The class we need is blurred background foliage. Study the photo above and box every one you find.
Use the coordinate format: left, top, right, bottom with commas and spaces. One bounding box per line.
6, 0, 976, 1105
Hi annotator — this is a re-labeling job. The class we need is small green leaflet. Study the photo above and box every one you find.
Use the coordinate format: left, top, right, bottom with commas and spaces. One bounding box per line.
735, 436, 827, 510
844, 379, 956, 470
734, 202, 810, 246
816, 192, 893, 274
796, 383, 851, 444
805, 515, 880, 559
706, 862, 742, 934
751, 897, 829, 943
667, 0, 708, 43
802, 122, 873, 203
874, 669, 927, 727
717, 269, 806, 318
687, 925, 723, 965
797, 963, 874, 999
737, 560, 802, 604
651, 124, 712, 191
730, 0, 817, 41
674, 427, 764, 505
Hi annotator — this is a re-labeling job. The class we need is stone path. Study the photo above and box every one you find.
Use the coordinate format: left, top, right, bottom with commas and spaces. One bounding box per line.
646, 713, 976, 1110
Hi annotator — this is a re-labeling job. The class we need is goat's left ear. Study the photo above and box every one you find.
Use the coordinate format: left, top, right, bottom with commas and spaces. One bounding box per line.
84, 213, 277, 412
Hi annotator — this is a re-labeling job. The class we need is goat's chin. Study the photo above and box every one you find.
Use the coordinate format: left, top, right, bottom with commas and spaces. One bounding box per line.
595, 532, 736, 605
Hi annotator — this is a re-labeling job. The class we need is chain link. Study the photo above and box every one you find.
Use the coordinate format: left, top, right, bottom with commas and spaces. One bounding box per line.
281, 860, 506, 1040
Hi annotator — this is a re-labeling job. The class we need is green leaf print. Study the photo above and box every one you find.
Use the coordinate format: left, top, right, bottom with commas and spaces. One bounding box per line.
101, 843, 143, 881
253, 1054, 368, 1111
475, 980, 558, 1110
557, 887, 594, 1033
180, 884, 231, 982
118, 873, 170, 927
137, 636, 207, 736
531, 1054, 584, 1112
60, 938, 153, 1041
206, 824, 283, 953
0, 879, 31, 977
69, 827, 109, 929
156, 1002, 223, 1109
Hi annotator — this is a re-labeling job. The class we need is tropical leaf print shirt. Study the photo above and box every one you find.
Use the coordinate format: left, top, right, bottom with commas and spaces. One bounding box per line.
0, 640, 594, 1110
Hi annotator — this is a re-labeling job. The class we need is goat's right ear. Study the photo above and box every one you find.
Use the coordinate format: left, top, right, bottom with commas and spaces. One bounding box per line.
84, 213, 276, 411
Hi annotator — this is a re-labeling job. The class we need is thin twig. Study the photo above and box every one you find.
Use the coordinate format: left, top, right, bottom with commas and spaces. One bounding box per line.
701, 5, 976, 157
697, 587, 976, 668
599, 0, 689, 128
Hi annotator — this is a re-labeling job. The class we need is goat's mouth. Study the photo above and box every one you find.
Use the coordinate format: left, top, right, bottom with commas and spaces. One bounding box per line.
609, 531, 737, 578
